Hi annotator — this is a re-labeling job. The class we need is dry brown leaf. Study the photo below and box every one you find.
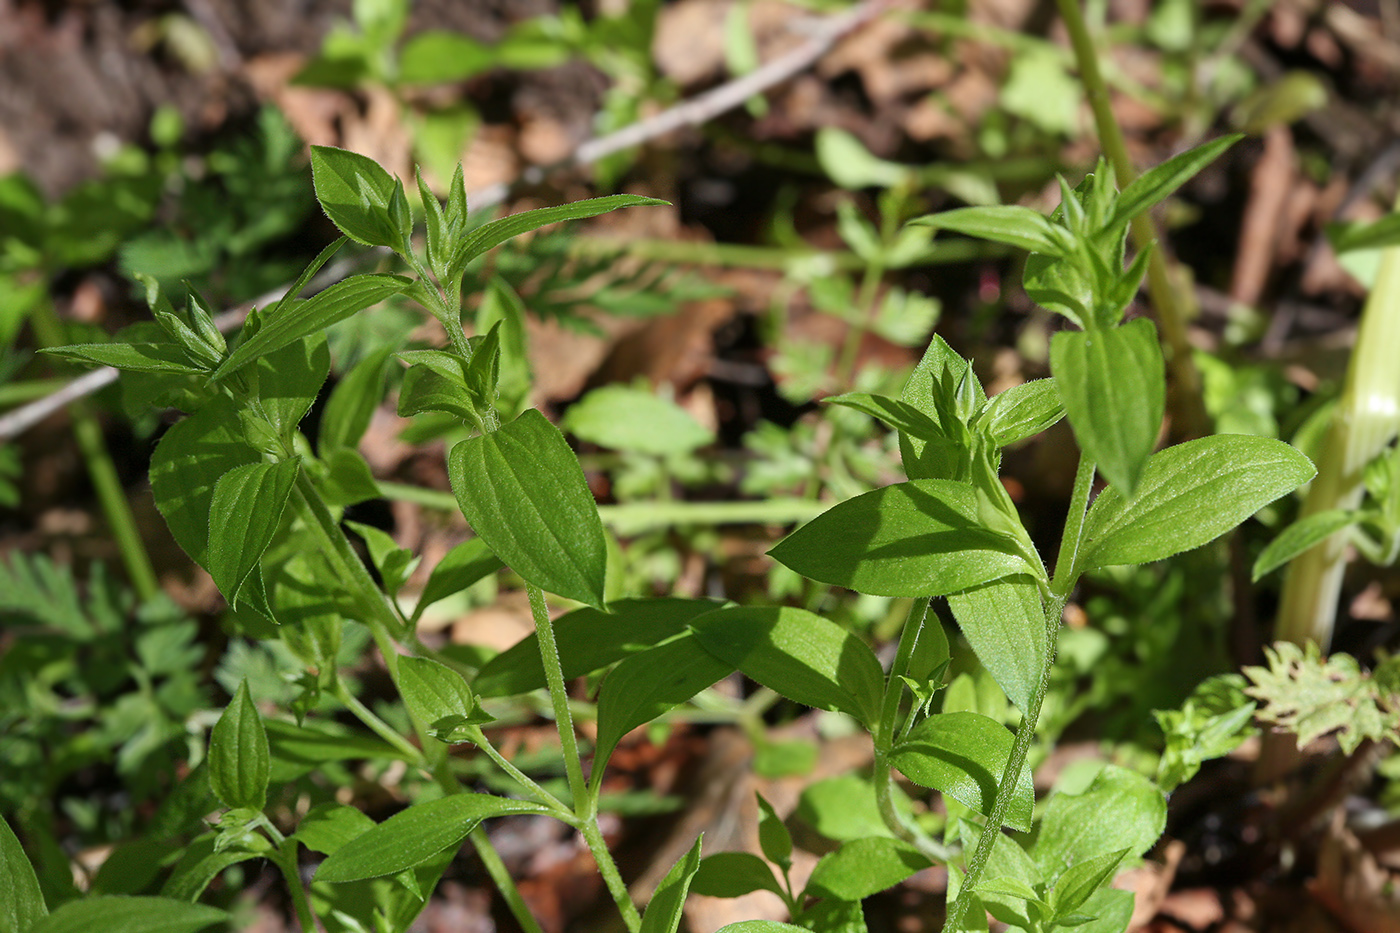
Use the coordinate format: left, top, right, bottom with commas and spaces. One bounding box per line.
1309, 812, 1400, 933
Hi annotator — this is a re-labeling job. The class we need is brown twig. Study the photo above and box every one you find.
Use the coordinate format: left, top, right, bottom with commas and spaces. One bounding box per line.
0, 0, 889, 442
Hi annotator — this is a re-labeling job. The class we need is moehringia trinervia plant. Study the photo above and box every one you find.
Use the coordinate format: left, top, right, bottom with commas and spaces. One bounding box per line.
4, 135, 1313, 933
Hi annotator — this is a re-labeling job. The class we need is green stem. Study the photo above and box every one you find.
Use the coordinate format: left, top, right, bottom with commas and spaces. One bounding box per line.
466, 725, 572, 817
333, 679, 425, 764
942, 456, 1094, 933
877, 599, 933, 746
29, 298, 159, 600
469, 828, 546, 933
272, 840, 319, 933
1056, 0, 1211, 439
526, 583, 642, 933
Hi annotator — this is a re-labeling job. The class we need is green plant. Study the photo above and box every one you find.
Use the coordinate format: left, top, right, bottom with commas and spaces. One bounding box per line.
4, 132, 1313, 933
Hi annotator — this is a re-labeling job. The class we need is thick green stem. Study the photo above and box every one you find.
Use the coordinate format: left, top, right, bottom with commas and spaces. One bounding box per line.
1056, 0, 1211, 439
580, 816, 643, 933
942, 456, 1093, 933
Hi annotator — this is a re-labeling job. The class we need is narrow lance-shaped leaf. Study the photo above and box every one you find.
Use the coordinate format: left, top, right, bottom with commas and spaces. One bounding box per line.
206, 458, 300, 603
639, 836, 704, 933
910, 205, 1071, 257
28, 897, 226, 933
449, 409, 607, 607
41, 342, 208, 376
412, 538, 503, 622
1253, 509, 1359, 581
451, 195, 669, 272
315, 793, 551, 883
208, 680, 270, 812
1050, 317, 1165, 496
215, 273, 411, 379
319, 345, 396, 452
1111, 135, 1241, 228
690, 852, 785, 899
975, 378, 1064, 448
1079, 434, 1317, 573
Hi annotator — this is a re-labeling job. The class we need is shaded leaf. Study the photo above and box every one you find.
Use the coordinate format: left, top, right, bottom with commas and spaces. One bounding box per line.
891, 711, 1034, 831
807, 837, 931, 901
208, 680, 270, 812
207, 458, 299, 602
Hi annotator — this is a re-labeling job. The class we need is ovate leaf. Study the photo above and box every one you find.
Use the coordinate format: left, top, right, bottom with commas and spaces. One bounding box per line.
690, 852, 784, 898
1050, 318, 1165, 496
207, 458, 299, 603
563, 385, 714, 456
976, 379, 1064, 447
207, 680, 270, 812
1033, 765, 1165, 880
690, 606, 885, 728
398, 655, 488, 743
769, 480, 1032, 598
1080, 434, 1316, 572
807, 837, 931, 901
448, 408, 607, 607
310, 145, 411, 250
315, 793, 550, 883
890, 711, 1034, 831
412, 538, 503, 622
946, 574, 1045, 713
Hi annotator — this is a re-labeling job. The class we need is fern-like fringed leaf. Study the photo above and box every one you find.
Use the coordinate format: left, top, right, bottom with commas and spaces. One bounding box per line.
1243, 642, 1400, 754
0, 553, 127, 637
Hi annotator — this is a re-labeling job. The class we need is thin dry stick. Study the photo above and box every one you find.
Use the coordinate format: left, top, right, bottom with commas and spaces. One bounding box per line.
0, 0, 888, 442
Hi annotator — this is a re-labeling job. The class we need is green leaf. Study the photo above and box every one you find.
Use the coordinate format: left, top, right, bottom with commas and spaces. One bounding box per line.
1079, 434, 1316, 572
1023, 250, 1094, 328
42, 342, 207, 376
310, 145, 411, 250
1048, 848, 1127, 922
768, 480, 1033, 598
898, 335, 985, 480
398, 655, 488, 743
399, 30, 497, 84
1112, 135, 1241, 228
474, 598, 722, 697
594, 632, 733, 768
1327, 212, 1400, 255
816, 127, 912, 189
946, 574, 1045, 713
1033, 765, 1165, 880
691, 852, 784, 898
714, 923, 809, 933
807, 837, 931, 901
448, 408, 607, 607
1050, 318, 1165, 496
161, 836, 259, 901
344, 520, 417, 596
890, 711, 1034, 831
317, 447, 381, 507
215, 274, 411, 379
256, 334, 332, 440
292, 803, 376, 856
29, 897, 225, 933
412, 538, 503, 622
320, 345, 395, 452
0, 816, 47, 933
1252, 508, 1357, 581
976, 379, 1064, 447
397, 349, 476, 422
826, 392, 942, 442
639, 835, 703, 933
207, 458, 299, 603
911, 205, 1070, 256
264, 719, 401, 765
563, 385, 715, 455
315, 793, 550, 883
755, 794, 791, 870
451, 195, 668, 272
797, 775, 908, 842
208, 680, 270, 811
689, 606, 885, 728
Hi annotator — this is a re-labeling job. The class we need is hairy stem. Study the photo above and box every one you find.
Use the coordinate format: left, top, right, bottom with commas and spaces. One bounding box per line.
526, 583, 643, 933
942, 455, 1093, 932
271, 841, 319, 933
1056, 0, 1210, 439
